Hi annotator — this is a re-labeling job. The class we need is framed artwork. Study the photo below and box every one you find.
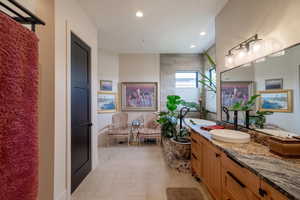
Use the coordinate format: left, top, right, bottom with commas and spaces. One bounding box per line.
121, 82, 158, 111
100, 80, 113, 92
221, 81, 254, 108
258, 90, 293, 112
97, 92, 117, 113
265, 79, 283, 90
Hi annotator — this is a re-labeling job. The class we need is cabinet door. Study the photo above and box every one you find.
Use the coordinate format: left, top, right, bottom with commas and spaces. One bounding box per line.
222, 168, 259, 200
203, 144, 222, 200
191, 152, 202, 178
191, 136, 203, 178
260, 181, 288, 200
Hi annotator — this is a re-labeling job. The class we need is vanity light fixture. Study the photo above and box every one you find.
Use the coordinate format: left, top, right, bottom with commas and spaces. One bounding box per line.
225, 34, 263, 66
136, 11, 144, 18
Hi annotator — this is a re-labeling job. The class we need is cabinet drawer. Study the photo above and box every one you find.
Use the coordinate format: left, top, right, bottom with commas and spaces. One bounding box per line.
221, 154, 260, 196
223, 169, 260, 200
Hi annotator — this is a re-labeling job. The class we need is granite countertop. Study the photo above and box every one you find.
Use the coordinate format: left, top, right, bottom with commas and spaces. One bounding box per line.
190, 124, 300, 200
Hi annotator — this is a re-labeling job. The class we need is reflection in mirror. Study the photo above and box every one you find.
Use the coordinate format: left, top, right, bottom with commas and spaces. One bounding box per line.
221, 44, 300, 137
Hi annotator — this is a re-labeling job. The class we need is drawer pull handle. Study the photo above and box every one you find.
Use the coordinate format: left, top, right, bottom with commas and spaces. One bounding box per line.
191, 138, 198, 144
227, 171, 245, 188
259, 188, 268, 197
192, 153, 198, 160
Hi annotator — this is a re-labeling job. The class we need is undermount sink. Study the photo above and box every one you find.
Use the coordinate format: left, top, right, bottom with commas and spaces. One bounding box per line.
210, 129, 251, 144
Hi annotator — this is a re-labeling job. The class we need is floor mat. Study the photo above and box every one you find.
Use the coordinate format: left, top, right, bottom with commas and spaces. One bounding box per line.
166, 188, 204, 200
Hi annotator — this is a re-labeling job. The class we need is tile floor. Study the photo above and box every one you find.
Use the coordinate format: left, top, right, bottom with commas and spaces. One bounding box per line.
72, 145, 212, 200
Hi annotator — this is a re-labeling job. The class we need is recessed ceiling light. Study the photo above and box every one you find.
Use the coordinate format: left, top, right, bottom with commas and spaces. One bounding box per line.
190, 44, 196, 49
136, 11, 144, 18
200, 32, 206, 36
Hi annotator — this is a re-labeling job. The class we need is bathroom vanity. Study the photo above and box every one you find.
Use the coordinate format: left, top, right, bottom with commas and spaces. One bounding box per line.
190, 125, 300, 200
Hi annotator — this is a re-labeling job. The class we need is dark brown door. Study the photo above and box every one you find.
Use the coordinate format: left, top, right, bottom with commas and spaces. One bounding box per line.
71, 33, 92, 193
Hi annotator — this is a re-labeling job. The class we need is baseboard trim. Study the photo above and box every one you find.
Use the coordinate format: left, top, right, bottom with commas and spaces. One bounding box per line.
55, 190, 68, 200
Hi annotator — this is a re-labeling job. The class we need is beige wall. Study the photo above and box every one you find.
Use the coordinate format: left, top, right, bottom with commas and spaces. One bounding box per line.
216, 0, 300, 119
119, 54, 160, 120
97, 50, 119, 146
36, 0, 55, 200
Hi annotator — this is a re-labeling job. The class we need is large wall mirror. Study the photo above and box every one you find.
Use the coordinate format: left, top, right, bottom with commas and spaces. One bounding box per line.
221, 44, 300, 136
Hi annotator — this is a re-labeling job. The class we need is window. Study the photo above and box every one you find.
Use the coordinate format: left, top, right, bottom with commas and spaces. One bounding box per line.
175, 72, 198, 88
208, 68, 216, 86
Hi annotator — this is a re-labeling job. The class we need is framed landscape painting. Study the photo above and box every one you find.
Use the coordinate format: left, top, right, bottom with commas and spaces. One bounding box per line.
100, 80, 113, 92
265, 79, 283, 90
97, 92, 117, 113
258, 90, 293, 112
121, 82, 158, 111
221, 81, 254, 108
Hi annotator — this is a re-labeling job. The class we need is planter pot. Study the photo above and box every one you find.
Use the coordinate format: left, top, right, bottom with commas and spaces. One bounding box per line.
162, 137, 191, 173
169, 138, 191, 160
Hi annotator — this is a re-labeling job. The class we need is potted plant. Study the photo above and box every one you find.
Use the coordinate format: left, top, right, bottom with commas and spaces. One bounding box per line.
250, 111, 274, 129
229, 95, 273, 129
157, 95, 192, 171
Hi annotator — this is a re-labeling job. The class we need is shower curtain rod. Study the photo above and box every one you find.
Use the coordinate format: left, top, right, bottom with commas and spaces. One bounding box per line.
0, 0, 45, 32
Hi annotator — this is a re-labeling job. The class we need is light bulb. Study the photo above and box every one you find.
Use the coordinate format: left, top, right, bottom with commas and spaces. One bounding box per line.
251, 39, 264, 54
227, 56, 233, 63
225, 54, 234, 66
136, 11, 144, 18
238, 49, 247, 58
200, 32, 206, 36
190, 44, 196, 49
253, 43, 261, 52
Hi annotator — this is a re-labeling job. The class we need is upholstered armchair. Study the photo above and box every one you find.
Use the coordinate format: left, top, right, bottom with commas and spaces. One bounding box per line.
106, 112, 131, 146
139, 113, 161, 145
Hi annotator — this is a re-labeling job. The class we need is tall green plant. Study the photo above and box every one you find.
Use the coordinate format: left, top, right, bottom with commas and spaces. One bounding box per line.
198, 52, 217, 93
230, 95, 261, 111
157, 95, 182, 138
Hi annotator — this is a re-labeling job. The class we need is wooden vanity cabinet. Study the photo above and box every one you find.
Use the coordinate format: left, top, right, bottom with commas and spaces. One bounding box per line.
191, 130, 288, 200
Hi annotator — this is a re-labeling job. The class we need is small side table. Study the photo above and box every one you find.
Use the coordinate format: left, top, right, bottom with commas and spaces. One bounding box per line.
130, 120, 142, 145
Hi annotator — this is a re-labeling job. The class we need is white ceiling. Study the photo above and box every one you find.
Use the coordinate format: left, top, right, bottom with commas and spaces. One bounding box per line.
78, 0, 228, 53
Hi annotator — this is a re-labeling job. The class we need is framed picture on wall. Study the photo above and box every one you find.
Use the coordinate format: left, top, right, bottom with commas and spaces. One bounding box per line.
221, 81, 254, 108
121, 82, 158, 111
100, 80, 113, 92
258, 89, 293, 112
97, 92, 117, 113
265, 79, 283, 90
